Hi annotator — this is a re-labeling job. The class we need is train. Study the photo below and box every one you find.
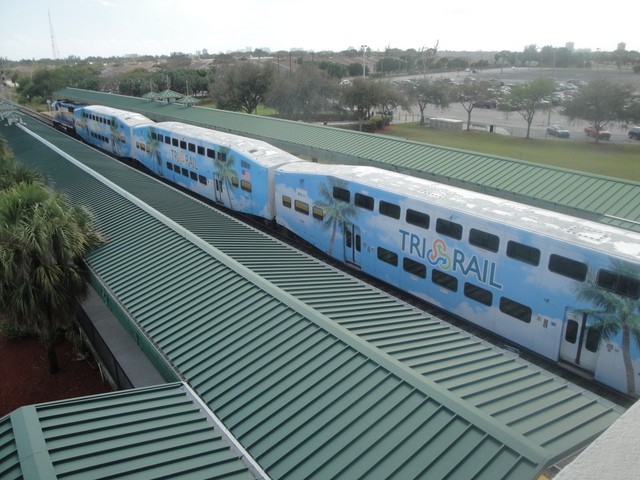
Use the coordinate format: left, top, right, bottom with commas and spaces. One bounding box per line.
51, 99, 640, 397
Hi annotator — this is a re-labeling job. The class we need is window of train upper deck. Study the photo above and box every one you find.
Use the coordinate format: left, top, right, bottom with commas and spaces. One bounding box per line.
206, 148, 215, 159
469, 228, 499, 252
197, 146, 205, 156
188, 143, 196, 153
164, 136, 171, 145
548, 254, 587, 282
180, 140, 187, 150
506, 240, 540, 266
406, 209, 430, 229
597, 270, 640, 299
379, 200, 400, 219
333, 186, 350, 203
355, 193, 374, 211
151, 132, 157, 141
436, 218, 463, 240
218, 151, 227, 162
172, 138, 179, 147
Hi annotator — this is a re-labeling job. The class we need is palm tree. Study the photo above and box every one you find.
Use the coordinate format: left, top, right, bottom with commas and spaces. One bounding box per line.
577, 260, 640, 395
0, 182, 105, 373
213, 146, 237, 207
315, 179, 357, 256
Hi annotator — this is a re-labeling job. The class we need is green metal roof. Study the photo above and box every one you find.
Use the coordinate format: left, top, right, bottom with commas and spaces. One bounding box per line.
56, 87, 640, 232
0, 118, 626, 479
1, 383, 257, 480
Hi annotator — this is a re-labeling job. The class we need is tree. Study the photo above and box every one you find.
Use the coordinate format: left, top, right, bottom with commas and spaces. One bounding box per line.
0, 178, 104, 373
340, 78, 379, 131
577, 260, 640, 395
455, 78, 495, 131
498, 77, 555, 138
562, 79, 637, 143
210, 61, 275, 114
267, 64, 337, 121
404, 78, 451, 125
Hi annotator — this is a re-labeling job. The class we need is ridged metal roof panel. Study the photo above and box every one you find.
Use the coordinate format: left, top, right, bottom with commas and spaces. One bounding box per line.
3, 384, 255, 480
1, 118, 625, 478
56, 87, 640, 231
0, 417, 20, 480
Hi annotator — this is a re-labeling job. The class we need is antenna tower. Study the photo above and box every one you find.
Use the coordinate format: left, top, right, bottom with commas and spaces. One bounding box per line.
48, 10, 60, 59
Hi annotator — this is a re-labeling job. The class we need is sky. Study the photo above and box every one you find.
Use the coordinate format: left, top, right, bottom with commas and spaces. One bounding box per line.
0, 0, 637, 61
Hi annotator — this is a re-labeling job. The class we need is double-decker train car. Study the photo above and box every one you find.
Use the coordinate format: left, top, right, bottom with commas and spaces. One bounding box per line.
72, 105, 153, 159
132, 122, 304, 219
52, 100, 640, 397
275, 162, 640, 396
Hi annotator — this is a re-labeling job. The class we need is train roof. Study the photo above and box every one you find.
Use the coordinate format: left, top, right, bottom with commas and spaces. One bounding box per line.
149, 121, 304, 167
279, 162, 640, 261
80, 104, 152, 125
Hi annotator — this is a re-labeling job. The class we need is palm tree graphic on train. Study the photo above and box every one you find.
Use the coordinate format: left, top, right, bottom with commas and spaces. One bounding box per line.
110, 120, 126, 157
315, 178, 357, 256
213, 146, 236, 207
577, 260, 640, 395
144, 126, 162, 173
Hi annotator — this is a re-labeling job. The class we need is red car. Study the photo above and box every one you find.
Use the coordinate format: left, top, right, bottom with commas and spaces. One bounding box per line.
584, 126, 611, 140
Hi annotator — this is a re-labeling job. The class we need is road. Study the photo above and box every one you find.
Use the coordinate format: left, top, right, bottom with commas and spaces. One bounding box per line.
390, 67, 640, 143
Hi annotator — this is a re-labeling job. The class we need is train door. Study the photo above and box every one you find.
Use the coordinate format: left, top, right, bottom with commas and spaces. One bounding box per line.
344, 223, 362, 268
214, 175, 223, 203
560, 309, 601, 373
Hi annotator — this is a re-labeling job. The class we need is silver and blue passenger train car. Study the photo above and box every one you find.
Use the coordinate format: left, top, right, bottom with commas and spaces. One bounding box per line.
275, 162, 640, 396
132, 122, 304, 218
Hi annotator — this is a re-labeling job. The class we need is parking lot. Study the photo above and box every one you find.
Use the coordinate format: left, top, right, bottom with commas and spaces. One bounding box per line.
393, 66, 640, 142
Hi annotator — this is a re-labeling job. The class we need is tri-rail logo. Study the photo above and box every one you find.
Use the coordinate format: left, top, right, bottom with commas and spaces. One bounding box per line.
399, 229, 503, 289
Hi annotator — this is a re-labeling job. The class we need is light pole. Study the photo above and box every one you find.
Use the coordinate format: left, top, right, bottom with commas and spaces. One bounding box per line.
361, 45, 368, 78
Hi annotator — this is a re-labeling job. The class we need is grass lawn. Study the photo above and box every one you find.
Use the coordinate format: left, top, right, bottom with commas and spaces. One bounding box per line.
383, 123, 640, 182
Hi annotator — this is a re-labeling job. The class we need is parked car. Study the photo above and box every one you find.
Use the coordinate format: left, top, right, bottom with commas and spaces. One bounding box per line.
628, 126, 640, 140
584, 126, 611, 140
472, 100, 497, 109
546, 125, 570, 138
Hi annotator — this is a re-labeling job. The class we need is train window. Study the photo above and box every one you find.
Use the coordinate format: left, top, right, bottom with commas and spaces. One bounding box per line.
585, 327, 601, 353
180, 141, 187, 150
355, 193, 374, 211
499, 297, 532, 323
432, 270, 458, 292
198, 175, 207, 185
507, 241, 540, 266
548, 254, 587, 282
406, 209, 430, 229
157, 134, 163, 143
218, 151, 227, 162
464, 282, 493, 306
231, 177, 239, 187
190, 171, 198, 181
166, 161, 173, 170
436, 219, 463, 240
597, 270, 640, 299
173, 164, 181, 173
181, 168, 189, 177
188, 143, 196, 153
241, 180, 251, 192
282, 196, 292, 208
565, 320, 578, 344
403, 258, 426, 278
206, 148, 215, 158
150, 132, 157, 141
313, 206, 324, 220
379, 200, 400, 219
172, 138, 179, 147
469, 228, 499, 252
197, 146, 205, 156
333, 186, 350, 203
377, 247, 398, 266
164, 136, 171, 144
294, 200, 309, 215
